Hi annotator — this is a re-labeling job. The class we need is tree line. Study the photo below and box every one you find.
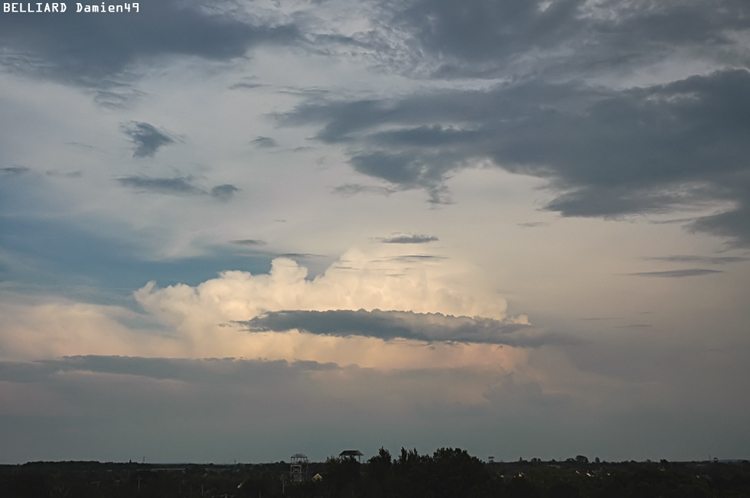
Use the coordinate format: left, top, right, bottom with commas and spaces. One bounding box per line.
2, 448, 749, 498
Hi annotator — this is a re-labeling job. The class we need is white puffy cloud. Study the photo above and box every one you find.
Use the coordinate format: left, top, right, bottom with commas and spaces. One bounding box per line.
0, 297, 179, 362
136, 245, 508, 322
127, 245, 526, 367
0, 246, 531, 372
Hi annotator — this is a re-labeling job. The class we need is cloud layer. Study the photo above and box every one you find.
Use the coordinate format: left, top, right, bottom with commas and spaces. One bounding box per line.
281, 69, 750, 244
241, 309, 549, 346
0, 0, 300, 82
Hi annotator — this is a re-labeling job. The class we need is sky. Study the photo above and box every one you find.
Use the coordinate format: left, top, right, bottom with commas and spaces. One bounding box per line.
1, 0, 749, 464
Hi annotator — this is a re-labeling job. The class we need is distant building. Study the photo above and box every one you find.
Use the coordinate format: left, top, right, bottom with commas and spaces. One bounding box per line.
339, 450, 364, 462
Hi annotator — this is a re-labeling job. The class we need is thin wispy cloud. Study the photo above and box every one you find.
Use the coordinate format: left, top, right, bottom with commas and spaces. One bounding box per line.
251, 136, 278, 148
0, 166, 30, 176
626, 269, 723, 278
331, 183, 397, 197
231, 239, 267, 246
229, 82, 263, 90
117, 175, 204, 195
645, 255, 750, 265
211, 184, 240, 200
387, 255, 447, 263
116, 176, 239, 200
380, 234, 438, 244
517, 222, 550, 228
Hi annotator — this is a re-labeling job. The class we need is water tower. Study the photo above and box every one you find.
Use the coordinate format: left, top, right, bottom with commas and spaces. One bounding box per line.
290, 453, 309, 482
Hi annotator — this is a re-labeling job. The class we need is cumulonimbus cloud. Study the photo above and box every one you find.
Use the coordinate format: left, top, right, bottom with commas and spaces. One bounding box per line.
135, 246, 510, 325
0, 246, 536, 370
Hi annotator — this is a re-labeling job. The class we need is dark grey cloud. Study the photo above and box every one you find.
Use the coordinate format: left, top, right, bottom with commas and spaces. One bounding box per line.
251, 136, 278, 148
211, 184, 240, 200
268, 0, 750, 244
626, 269, 723, 278
117, 175, 204, 195
229, 82, 264, 90
380, 234, 438, 244
387, 255, 446, 263
376, 0, 750, 79
387, 0, 585, 77
690, 203, 750, 248
121, 122, 177, 158
0, 0, 300, 83
331, 183, 397, 197
116, 175, 239, 199
281, 69, 750, 245
239, 309, 574, 347
45, 170, 83, 178
233, 251, 323, 261
231, 239, 267, 246
348, 151, 453, 204
277, 252, 324, 259
649, 217, 699, 225
645, 255, 750, 265
0, 166, 30, 176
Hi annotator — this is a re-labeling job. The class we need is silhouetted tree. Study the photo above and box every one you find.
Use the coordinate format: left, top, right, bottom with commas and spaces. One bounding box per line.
503, 476, 541, 498
548, 481, 580, 498
429, 447, 489, 498
325, 456, 361, 498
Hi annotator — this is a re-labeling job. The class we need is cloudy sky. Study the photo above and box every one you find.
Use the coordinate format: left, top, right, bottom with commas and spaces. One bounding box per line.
1, 0, 750, 464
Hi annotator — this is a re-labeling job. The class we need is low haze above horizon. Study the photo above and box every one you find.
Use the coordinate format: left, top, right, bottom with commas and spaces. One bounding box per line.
1, 0, 749, 464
